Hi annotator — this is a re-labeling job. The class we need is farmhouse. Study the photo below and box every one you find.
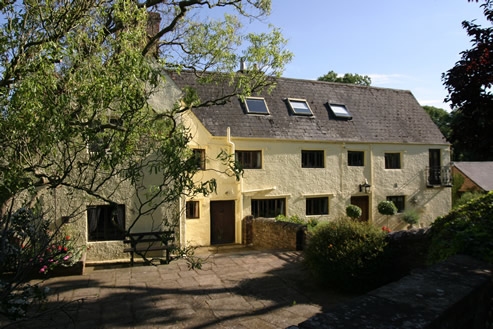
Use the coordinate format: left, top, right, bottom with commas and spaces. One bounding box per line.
170, 71, 452, 247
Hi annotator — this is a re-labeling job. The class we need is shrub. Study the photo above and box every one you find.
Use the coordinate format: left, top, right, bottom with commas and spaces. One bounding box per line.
453, 191, 485, 209
304, 219, 391, 292
428, 192, 493, 264
402, 209, 419, 226
275, 214, 304, 225
346, 204, 362, 220
377, 201, 397, 216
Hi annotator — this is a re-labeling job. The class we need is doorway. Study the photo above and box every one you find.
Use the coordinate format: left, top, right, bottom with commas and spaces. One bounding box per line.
210, 200, 235, 244
350, 196, 369, 222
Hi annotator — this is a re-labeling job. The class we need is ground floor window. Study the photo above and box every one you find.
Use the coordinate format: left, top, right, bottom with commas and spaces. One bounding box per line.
386, 196, 405, 213
251, 198, 286, 218
186, 200, 200, 219
306, 197, 329, 215
87, 204, 125, 241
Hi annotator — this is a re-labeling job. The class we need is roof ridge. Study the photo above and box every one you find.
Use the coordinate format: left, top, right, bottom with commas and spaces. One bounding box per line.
276, 75, 413, 94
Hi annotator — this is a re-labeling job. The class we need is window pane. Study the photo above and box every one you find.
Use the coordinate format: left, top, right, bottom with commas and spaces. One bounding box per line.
245, 98, 269, 114
252, 198, 286, 218
348, 151, 364, 166
87, 205, 125, 241
289, 100, 313, 115
302, 150, 324, 168
385, 153, 401, 169
186, 201, 200, 219
192, 149, 205, 170
329, 104, 352, 119
306, 197, 329, 215
235, 150, 261, 169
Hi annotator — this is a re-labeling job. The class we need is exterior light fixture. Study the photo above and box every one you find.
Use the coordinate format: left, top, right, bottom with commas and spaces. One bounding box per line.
359, 179, 371, 193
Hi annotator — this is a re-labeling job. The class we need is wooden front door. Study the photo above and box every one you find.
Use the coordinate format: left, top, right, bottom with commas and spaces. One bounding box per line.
350, 196, 369, 222
210, 200, 235, 245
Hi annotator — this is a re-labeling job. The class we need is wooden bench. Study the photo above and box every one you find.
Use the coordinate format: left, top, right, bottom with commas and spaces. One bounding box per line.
123, 230, 175, 266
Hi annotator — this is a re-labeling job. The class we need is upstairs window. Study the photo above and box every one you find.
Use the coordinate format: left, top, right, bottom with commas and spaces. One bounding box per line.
244, 97, 269, 114
302, 150, 324, 168
387, 196, 405, 213
186, 201, 200, 219
192, 149, 206, 170
385, 153, 401, 169
235, 150, 262, 169
306, 197, 329, 216
87, 204, 125, 241
328, 103, 352, 119
348, 151, 364, 166
287, 98, 313, 116
252, 198, 286, 218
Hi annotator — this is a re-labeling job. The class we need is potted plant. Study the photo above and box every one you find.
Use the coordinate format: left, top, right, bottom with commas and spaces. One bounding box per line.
377, 200, 397, 228
402, 209, 420, 229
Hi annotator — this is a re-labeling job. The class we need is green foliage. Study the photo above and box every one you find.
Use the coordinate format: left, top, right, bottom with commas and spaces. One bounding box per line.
377, 201, 398, 216
452, 173, 466, 206
454, 191, 486, 209
304, 219, 390, 292
402, 209, 419, 225
422, 106, 452, 141
428, 192, 493, 264
317, 70, 372, 86
0, 205, 83, 319
442, 1, 493, 160
346, 204, 362, 219
275, 214, 304, 225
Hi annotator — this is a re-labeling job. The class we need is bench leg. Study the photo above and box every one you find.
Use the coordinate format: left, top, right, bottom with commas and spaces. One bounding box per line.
130, 251, 134, 266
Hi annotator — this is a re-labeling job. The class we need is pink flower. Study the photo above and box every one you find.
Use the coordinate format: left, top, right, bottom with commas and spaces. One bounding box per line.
63, 255, 70, 261
39, 268, 45, 273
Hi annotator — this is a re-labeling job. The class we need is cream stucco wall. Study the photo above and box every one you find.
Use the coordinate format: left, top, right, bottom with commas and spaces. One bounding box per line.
182, 112, 452, 246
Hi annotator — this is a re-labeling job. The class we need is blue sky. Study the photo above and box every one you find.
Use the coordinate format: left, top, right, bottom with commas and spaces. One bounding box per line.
241, 0, 490, 111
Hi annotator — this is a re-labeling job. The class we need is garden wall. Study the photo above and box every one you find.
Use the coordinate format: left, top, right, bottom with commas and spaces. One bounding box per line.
294, 255, 493, 329
242, 217, 306, 251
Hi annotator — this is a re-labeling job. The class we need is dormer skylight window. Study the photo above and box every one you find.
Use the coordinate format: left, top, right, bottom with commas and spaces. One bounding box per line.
287, 98, 313, 116
328, 103, 352, 119
244, 97, 269, 115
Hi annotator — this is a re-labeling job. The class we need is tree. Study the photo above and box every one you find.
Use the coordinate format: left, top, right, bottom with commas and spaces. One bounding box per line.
442, 0, 493, 160
422, 106, 452, 141
0, 0, 292, 319
318, 70, 372, 86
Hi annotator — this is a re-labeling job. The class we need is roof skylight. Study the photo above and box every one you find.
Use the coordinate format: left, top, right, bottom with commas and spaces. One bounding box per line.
287, 99, 313, 116
244, 97, 269, 114
328, 103, 352, 119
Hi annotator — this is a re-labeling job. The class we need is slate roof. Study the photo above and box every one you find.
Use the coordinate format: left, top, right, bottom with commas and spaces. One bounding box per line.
169, 71, 447, 145
452, 162, 493, 191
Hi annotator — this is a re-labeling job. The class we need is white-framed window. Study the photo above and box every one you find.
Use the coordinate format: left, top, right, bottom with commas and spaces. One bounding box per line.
251, 198, 286, 218
306, 197, 329, 216
186, 200, 200, 219
302, 150, 324, 168
385, 153, 402, 169
235, 150, 262, 169
87, 204, 125, 241
287, 98, 313, 116
348, 151, 364, 166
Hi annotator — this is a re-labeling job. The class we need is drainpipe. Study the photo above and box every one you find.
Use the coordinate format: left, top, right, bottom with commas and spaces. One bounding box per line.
179, 196, 185, 247
227, 127, 243, 243
369, 145, 374, 222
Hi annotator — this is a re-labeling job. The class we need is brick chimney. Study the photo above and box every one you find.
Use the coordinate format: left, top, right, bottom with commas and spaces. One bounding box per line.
146, 12, 161, 57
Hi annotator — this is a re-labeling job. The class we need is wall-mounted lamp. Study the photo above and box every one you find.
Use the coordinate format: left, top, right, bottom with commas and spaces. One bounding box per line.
359, 179, 371, 194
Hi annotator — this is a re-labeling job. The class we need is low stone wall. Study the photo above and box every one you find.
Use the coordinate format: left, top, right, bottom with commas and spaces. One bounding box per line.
386, 227, 432, 277
242, 217, 306, 250
294, 255, 493, 329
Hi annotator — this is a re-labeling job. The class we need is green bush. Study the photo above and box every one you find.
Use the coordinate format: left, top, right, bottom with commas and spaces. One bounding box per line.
275, 214, 304, 225
428, 192, 493, 264
377, 201, 397, 216
402, 209, 419, 225
346, 204, 362, 220
304, 219, 391, 292
453, 191, 485, 209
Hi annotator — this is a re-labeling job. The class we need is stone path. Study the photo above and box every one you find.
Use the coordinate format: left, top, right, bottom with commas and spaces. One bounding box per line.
7, 249, 353, 329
